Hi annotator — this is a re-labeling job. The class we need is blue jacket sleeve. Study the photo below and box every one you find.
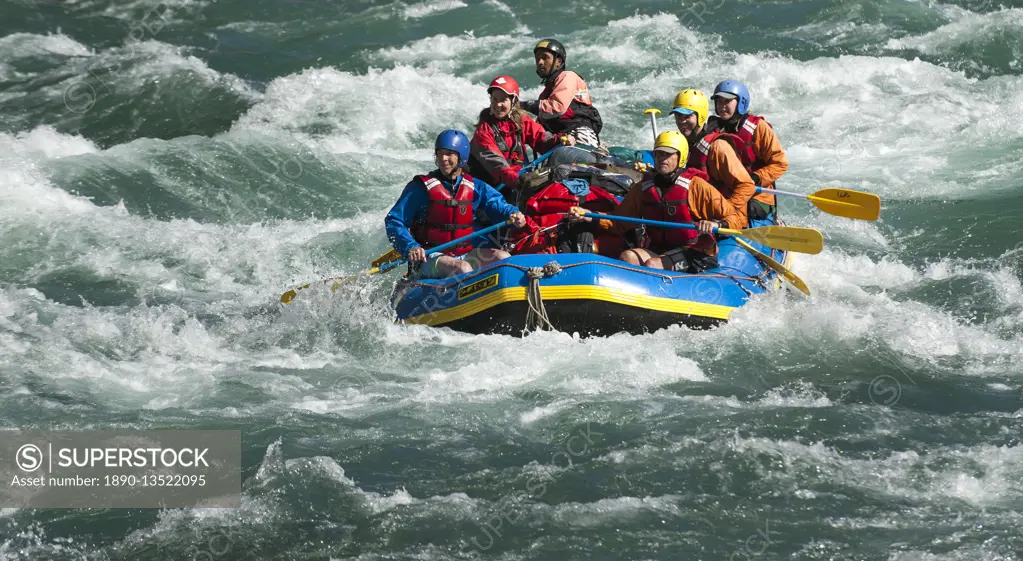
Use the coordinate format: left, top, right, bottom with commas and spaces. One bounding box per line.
384, 180, 427, 256
473, 177, 521, 223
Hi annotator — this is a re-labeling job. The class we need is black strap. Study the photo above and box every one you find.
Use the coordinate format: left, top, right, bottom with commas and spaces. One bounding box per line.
490, 122, 526, 164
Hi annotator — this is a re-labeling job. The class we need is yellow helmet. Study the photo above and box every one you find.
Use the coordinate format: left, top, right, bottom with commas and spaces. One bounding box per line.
653, 130, 689, 163
671, 88, 709, 128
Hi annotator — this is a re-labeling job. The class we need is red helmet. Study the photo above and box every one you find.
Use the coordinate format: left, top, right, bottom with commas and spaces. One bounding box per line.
487, 75, 520, 99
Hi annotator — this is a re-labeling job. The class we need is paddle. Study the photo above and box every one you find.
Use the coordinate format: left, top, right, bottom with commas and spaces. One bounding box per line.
279, 219, 514, 304
757, 186, 880, 221
581, 212, 824, 255
644, 108, 661, 140
732, 237, 810, 296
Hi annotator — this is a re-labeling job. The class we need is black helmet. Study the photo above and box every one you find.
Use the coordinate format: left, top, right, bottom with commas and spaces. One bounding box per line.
534, 38, 566, 63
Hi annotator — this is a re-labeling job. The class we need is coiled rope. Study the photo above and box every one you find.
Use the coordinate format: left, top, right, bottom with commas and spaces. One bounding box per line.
524, 262, 562, 333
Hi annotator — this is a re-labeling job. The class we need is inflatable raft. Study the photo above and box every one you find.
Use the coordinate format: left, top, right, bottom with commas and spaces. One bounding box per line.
389, 218, 789, 337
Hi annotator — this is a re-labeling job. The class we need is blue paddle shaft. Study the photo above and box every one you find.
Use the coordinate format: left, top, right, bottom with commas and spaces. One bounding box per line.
582, 212, 718, 234
379, 220, 511, 274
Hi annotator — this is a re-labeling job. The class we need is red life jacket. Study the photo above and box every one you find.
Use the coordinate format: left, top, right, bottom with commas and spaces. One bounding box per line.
489, 122, 527, 166
524, 182, 619, 216
640, 169, 705, 249
409, 174, 475, 256
507, 183, 620, 254
702, 114, 769, 178
686, 130, 747, 174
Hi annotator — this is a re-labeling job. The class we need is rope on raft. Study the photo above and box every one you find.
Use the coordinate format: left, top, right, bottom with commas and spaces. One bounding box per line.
524, 261, 562, 333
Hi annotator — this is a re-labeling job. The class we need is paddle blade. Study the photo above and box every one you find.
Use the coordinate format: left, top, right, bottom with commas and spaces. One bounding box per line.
734, 238, 810, 296
728, 225, 824, 255
280, 288, 301, 304
371, 249, 402, 268
809, 188, 881, 221
279, 267, 384, 304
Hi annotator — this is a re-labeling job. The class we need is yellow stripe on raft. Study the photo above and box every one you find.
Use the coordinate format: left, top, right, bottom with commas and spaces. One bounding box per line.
402, 284, 738, 326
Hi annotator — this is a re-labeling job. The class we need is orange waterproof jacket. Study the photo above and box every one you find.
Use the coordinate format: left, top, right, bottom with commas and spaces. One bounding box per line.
699, 138, 757, 226
706, 115, 788, 206
592, 172, 743, 256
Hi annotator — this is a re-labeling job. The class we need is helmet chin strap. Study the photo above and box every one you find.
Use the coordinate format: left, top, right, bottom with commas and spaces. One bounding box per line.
536, 57, 564, 81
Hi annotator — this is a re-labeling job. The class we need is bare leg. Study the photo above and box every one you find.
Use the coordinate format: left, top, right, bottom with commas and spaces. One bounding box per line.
643, 256, 669, 270
434, 255, 474, 277
619, 248, 657, 265
474, 248, 511, 267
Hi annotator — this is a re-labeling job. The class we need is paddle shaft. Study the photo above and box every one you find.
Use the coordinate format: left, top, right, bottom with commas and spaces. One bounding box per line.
645, 110, 659, 140
582, 212, 729, 235
756, 187, 808, 199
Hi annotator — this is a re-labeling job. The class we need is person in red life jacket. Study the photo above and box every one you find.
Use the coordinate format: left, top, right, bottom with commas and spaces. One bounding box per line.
384, 130, 527, 279
468, 74, 574, 191
519, 39, 603, 148
565, 131, 742, 272
670, 88, 757, 227
705, 80, 788, 220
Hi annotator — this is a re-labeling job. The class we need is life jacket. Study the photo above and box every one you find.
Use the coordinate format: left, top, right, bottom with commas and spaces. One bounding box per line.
640, 169, 710, 250
705, 114, 769, 180
409, 174, 475, 256
686, 130, 747, 174
524, 182, 619, 216
507, 183, 620, 254
538, 69, 603, 137
489, 122, 527, 166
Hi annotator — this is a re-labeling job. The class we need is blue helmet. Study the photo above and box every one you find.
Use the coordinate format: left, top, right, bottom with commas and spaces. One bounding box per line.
435, 129, 470, 166
712, 80, 750, 116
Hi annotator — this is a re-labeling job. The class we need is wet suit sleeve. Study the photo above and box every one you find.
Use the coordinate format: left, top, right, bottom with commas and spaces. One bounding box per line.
751, 121, 788, 205
688, 177, 744, 230
707, 138, 756, 227
470, 122, 519, 188
384, 179, 428, 257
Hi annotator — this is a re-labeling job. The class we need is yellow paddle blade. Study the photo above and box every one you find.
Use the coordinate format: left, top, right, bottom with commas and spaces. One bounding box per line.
371, 249, 402, 268
280, 267, 384, 304
718, 225, 824, 255
809, 188, 881, 221
280, 287, 302, 304
733, 238, 810, 296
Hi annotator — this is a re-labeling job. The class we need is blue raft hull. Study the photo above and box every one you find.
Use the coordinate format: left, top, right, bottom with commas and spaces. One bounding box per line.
389, 219, 791, 337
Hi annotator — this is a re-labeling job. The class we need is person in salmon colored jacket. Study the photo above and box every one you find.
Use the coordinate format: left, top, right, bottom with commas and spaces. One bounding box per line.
519, 38, 603, 148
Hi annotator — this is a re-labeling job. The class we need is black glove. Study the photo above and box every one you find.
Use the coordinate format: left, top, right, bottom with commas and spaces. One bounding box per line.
751, 173, 761, 186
